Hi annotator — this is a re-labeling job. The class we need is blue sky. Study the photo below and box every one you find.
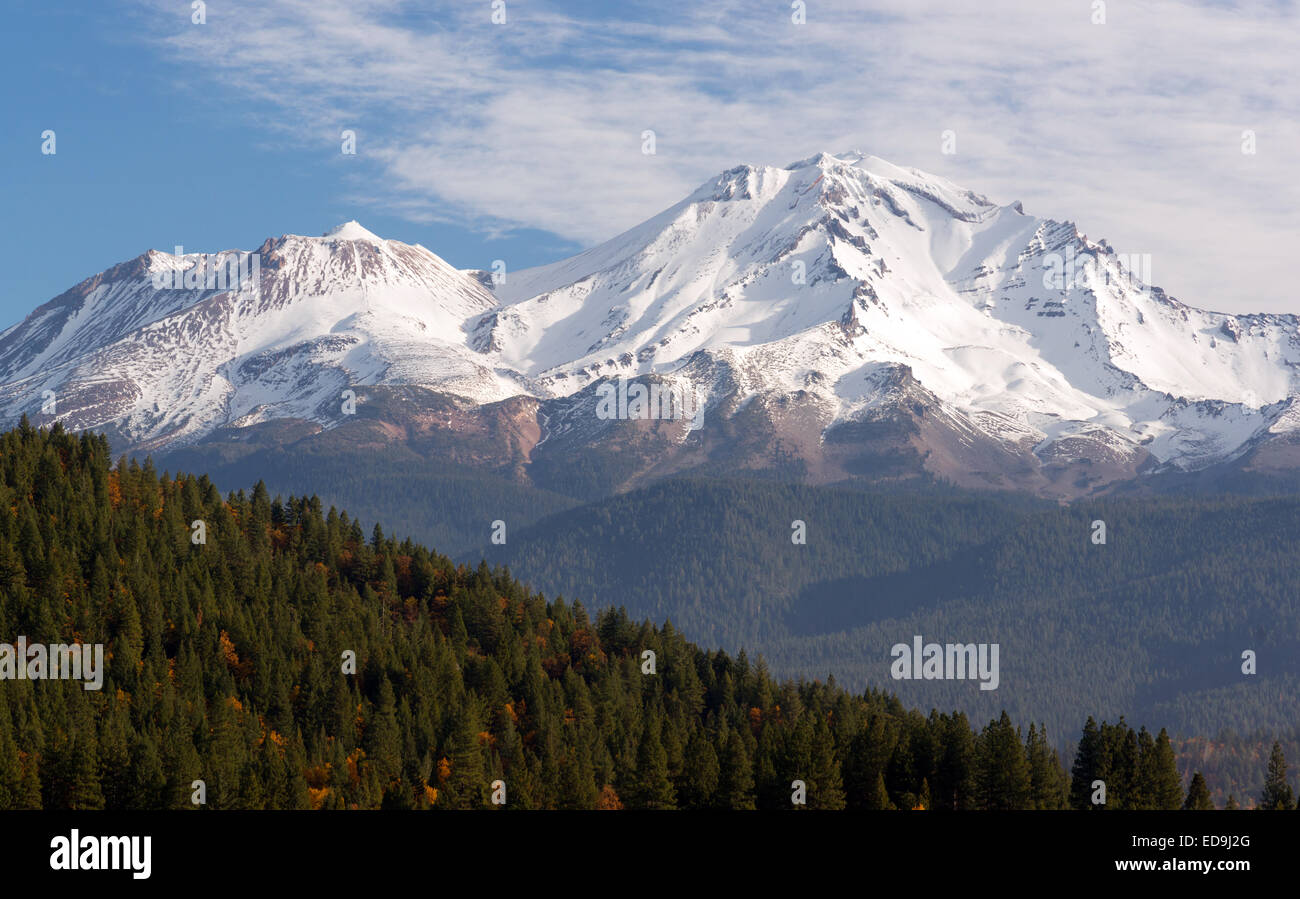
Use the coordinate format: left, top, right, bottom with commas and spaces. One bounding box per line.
2, 0, 1296, 330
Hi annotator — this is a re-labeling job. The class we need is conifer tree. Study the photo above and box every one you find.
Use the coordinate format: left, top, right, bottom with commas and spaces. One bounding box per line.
1133, 726, 1159, 810
1183, 772, 1214, 810
62, 734, 106, 811
975, 712, 1030, 810
870, 772, 894, 811
808, 717, 846, 810
445, 697, 488, 808
1070, 717, 1103, 810
936, 712, 976, 811
717, 729, 755, 810
365, 677, 403, 791
678, 729, 720, 809
557, 741, 599, 810
1149, 729, 1183, 810
1260, 741, 1295, 810
627, 714, 676, 809
1026, 723, 1068, 810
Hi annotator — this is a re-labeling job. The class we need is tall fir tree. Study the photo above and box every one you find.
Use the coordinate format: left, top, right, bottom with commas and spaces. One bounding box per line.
1183, 772, 1214, 810
626, 713, 676, 810
1260, 741, 1295, 811
975, 712, 1030, 810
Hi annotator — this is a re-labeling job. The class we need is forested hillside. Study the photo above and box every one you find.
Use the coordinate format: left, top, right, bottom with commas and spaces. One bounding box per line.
477, 480, 1300, 778
4, 420, 1278, 810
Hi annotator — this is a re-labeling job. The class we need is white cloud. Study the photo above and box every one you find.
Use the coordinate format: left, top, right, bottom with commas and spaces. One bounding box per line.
140, 0, 1298, 313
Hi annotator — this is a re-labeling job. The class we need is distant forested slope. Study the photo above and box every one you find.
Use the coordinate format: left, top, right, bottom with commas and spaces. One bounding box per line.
475, 480, 1300, 770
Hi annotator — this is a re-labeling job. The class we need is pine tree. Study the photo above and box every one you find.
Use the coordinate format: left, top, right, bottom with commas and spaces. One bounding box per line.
717, 729, 755, 810
445, 696, 488, 809
1149, 729, 1183, 810
1183, 772, 1214, 810
808, 717, 846, 810
677, 729, 720, 809
1133, 727, 1159, 810
1026, 723, 1068, 810
1260, 741, 1295, 810
916, 777, 932, 811
62, 734, 106, 810
364, 677, 403, 791
870, 772, 894, 811
936, 713, 976, 810
1114, 723, 1140, 809
557, 740, 599, 810
1070, 717, 1103, 810
626, 714, 675, 809
975, 712, 1030, 810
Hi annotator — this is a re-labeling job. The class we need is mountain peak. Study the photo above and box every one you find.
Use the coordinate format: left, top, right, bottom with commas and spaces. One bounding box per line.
5, 154, 1300, 489
785, 150, 862, 171
779, 151, 998, 217
322, 221, 383, 243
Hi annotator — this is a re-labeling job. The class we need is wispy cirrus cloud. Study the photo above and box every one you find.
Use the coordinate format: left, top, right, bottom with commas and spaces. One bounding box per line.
139, 0, 1298, 312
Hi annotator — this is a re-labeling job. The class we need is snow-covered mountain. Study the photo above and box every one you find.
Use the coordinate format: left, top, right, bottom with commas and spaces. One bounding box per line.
0, 221, 518, 452
4, 155, 1299, 495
